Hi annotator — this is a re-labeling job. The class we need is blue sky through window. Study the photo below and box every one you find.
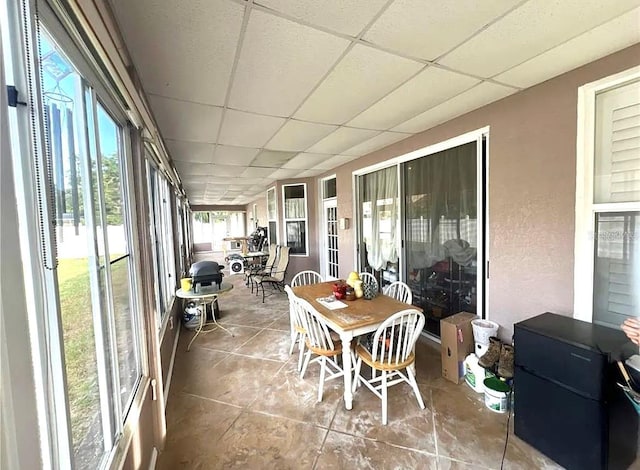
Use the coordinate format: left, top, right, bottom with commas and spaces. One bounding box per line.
40, 31, 118, 156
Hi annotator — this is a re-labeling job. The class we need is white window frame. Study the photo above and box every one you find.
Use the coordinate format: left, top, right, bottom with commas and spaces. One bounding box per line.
146, 158, 176, 332
573, 65, 640, 322
266, 186, 278, 245
282, 182, 309, 257
319, 175, 338, 279
5, 5, 150, 465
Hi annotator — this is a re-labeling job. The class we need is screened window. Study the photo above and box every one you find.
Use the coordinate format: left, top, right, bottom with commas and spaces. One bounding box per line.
37, 28, 142, 468
283, 183, 308, 255
267, 187, 278, 245
147, 161, 176, 325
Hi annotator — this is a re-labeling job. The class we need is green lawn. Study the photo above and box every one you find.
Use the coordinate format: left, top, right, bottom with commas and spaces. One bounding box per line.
58, 257, 128, 449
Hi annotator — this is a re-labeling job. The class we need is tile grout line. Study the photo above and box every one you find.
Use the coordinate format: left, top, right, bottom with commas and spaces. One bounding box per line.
311, 394, 341, 470
430, 387, 440, 464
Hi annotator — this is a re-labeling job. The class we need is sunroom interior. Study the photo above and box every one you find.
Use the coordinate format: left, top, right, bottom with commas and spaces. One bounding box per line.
2, 0, 640, 469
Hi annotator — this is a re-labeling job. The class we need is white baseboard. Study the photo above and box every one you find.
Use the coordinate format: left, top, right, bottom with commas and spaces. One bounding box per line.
163, 324, 181, 401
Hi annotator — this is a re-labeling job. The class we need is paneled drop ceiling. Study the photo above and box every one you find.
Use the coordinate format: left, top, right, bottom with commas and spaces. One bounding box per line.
109, 0, 640, 205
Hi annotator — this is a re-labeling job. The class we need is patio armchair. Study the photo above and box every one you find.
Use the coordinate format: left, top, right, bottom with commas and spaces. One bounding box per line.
252, 246, 290, 302
246, 244, 278, 291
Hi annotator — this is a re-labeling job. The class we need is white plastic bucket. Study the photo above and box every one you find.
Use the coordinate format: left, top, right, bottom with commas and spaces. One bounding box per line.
463, 353, 485, 394
472, 319, 499, 345
483, 377, 510, 413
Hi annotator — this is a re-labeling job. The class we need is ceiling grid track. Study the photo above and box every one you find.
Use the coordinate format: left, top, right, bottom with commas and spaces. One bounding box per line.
107, 0, 640, 204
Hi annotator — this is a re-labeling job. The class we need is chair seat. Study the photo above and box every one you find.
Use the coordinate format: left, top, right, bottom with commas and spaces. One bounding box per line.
355, 343, 415, 371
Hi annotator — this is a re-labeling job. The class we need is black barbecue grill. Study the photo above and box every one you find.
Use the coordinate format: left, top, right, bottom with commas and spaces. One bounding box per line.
190, 261, 224, 291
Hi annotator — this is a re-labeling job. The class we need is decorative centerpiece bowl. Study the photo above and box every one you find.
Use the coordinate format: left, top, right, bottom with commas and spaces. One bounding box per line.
332, 281, 347, 300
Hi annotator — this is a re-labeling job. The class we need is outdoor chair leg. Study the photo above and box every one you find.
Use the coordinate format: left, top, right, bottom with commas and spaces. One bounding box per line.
300, 350, 311, 378
289, 329, 297, 355
297, 340, 305, 372
317, 357, 326, 402
381, 370, 388, 425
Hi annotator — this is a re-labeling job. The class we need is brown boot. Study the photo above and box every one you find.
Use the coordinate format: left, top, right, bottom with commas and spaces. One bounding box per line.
498, 344, 514, 379
478, 337, 501, 369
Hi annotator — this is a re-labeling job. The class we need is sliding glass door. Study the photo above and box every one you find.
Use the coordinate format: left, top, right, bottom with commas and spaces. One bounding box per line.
356, 133, 486, 337
404, 141, 481, 336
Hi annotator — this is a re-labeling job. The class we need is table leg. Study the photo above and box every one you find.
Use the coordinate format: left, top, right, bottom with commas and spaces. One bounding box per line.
207, 297, 233, 337
340, 332, 354, 410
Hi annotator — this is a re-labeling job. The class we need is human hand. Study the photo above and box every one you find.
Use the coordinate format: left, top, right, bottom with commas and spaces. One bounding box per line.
622, 318, 640, 346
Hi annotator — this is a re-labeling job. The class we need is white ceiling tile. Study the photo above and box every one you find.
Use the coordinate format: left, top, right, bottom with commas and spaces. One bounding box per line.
265, 120, 338, 151
218, 109, 286, 147
348, 67, 480, 130
242, 167, 277, 177
392, 82, 517, 133
296, 168, 325, 178
166, 139, 214, 163
110, 0, 244, 104
208, 165, 245, 177
495, 8, 640, 88
269, 168, 302, 179
307, 127, 380, 154
213, 145, 260, 166
229, 9, 349, 116
149, 95, 222, 142
174, 162, 217, 176
251, 150, 298, 167
342, 131, 412, 157
227, 177, 268, 185
438, 0, 640, 78
294, 44, 423, 124
183, 182, 206, 190
313, 154, 360, 170
256, 0, 389, 36
181, 175, 213, 183
283, 152, 332, 169
364, 0, 520, 60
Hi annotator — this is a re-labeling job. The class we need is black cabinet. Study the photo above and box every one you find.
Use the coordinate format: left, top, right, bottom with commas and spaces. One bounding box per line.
514, 313, 637, 470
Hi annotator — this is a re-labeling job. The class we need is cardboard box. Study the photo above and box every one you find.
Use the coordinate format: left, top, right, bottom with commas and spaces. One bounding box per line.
441, 312, 478, 384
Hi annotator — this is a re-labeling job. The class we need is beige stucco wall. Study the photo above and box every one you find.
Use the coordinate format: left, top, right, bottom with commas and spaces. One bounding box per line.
322, 43, 640, 340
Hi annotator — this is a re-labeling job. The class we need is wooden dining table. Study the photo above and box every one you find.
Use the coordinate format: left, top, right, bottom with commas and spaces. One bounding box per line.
292, 281, 421, 410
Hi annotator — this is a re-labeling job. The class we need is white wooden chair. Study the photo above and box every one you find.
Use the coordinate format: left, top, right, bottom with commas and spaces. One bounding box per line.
352, 309, 425, 424
291, 270, 323, 287
296, 297, 346, 402
383, 280, 412, 304
359, 272, 379, 293
283, 285, 306, 373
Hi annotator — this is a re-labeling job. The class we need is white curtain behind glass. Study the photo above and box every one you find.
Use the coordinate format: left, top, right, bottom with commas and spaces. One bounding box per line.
362, 166, 398, 271
285, 199, 305, 218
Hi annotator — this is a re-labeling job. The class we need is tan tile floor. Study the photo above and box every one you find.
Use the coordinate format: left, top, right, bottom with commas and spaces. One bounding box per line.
159, 254, 563, 469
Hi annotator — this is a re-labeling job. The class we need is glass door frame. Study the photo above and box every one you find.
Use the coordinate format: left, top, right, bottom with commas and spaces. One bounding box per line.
319, 175, 338, 279
353, 127, 489, 335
